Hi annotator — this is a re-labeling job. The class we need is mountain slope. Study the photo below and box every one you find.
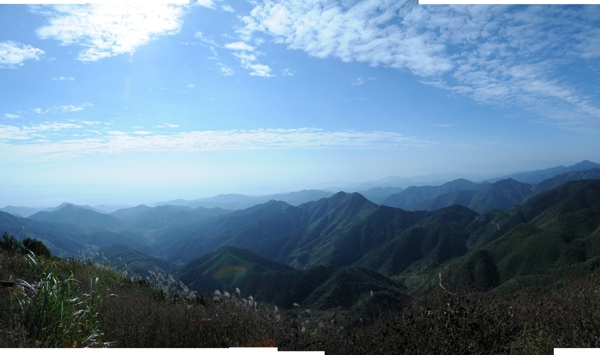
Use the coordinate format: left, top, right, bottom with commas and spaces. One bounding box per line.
382, 179, 485, 210
159, 192, 378, 264
158, 191, 480, 281
0, 206, 44, 218
174, 246, 401, 311
488, 160, 600, 184
458, 179, 600, 289
390, 179, 531, 214
406, 170, 600, 214
157, 189, 335, 210
357, 186, 404, 204
30, 204, 126, 230
530, 168, 600, 196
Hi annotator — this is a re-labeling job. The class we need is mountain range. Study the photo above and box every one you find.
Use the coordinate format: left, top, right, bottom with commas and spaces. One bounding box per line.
382, 168, 600, 214
1, 160, 600, 312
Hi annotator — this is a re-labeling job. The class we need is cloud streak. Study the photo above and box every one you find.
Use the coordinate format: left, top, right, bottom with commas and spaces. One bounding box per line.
32, 103, 92, 114
0, 126, 435, 161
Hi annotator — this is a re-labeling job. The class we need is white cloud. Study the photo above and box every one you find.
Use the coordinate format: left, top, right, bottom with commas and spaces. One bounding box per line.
164, 123, 179, 128
0, 41, 44, 68
35, 4, 187, 62
221, 4, 235, 13
187, 84, 195, 88
195, 0, 215, 8
281, 68, 295, 76
53, 76, 74, 81
133, 131, 153, 135
224, 42, 255, 51
0, 127, 435, 160
32, 103, 92, 114
223, 41, 273, 77
0, 121, 83, 141
3, 114, 20, 119
238, 1, 600, 130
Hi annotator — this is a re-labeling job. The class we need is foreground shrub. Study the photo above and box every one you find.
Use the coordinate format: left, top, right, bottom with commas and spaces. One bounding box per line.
9, 255, 107, 347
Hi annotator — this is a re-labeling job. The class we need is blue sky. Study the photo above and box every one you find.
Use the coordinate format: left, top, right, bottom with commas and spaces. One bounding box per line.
1, 1, 600, 206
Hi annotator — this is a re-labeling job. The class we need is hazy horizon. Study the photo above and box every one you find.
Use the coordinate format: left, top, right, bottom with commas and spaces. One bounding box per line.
1, 2, 599, 207
0, 157, 592, 208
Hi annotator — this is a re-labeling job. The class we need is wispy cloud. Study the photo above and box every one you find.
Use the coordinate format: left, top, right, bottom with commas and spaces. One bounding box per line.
32, 103, 92, 114
221, 4, 235, 13
3, 114, 20, 119
53, 76, 74, 81
0, 122, 83, 141
351, 78, 365, 87
0, 41, 44, 68
224, 41, 273, 77
193, 31, 219, 47
0, 127, 435, 160
187, 84, 195, 88
281, 68, 295, 76
164, 123, 179, 128
224, 41, 255, 51
217, 62, 234, 76
238, 1, 600, 131
35, 4, 187, 62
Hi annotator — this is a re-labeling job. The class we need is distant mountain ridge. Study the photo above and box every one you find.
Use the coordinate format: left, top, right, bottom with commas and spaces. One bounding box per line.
487, 160, 600, 184
30, 203, 126, 230
155, 189, 335, 210
381, 178, 486, 210
382, 166, 600, 214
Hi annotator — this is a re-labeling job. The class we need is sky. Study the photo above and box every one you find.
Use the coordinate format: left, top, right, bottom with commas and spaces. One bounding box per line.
1, 1, 600, 206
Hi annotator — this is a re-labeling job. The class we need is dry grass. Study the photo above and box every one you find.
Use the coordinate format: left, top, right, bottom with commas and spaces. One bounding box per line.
4, 248, 600, 353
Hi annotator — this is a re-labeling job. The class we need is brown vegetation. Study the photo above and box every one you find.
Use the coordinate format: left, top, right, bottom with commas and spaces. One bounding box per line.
3, 248, 600, 353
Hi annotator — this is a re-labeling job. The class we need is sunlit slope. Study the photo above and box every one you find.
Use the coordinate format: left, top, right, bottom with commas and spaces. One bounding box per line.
458, 179, 600, 289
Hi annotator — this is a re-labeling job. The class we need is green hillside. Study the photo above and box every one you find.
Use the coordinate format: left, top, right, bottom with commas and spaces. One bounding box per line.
174, 245, 402, 311
457, 179, 600, 290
